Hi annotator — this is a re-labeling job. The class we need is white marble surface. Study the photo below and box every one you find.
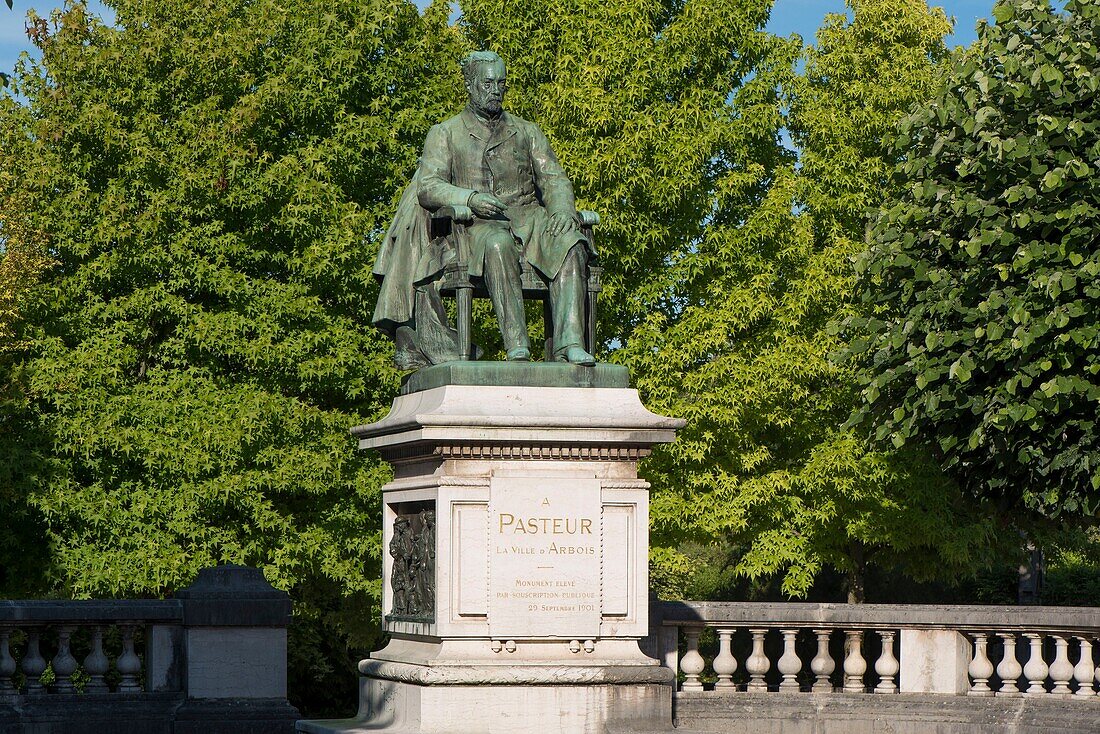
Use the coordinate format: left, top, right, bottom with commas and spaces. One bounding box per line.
899, 629, 970, 694
353, 384, 683, 452
489, 475, 602, 639
298, 673, 672, 734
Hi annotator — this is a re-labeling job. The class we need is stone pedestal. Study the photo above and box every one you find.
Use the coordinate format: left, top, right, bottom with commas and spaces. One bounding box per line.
298, 364, 683, 734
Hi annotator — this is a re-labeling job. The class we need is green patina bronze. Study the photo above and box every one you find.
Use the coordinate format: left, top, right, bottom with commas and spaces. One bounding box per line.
372, 51, 597, 371
399, 362, 629, 395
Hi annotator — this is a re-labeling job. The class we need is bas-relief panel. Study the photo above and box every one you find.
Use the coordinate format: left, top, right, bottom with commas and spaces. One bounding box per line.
387, 507, 436, 622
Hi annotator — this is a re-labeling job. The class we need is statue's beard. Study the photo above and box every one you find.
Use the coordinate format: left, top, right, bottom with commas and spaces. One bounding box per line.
472, 91, 503, 116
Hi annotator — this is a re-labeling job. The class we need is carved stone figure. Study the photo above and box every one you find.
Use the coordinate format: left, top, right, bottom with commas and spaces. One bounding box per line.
372, 51, 596, 369
389, 516, 412, 616
414, 510, 435, 613
388, 510, 436, 620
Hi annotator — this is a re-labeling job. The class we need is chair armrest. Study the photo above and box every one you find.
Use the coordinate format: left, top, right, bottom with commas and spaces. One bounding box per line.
434, 205, 474, 223
578, 210, 600, 227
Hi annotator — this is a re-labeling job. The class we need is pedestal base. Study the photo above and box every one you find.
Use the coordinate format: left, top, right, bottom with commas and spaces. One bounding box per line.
298, 638, 674, 734
297, 668, 672, 734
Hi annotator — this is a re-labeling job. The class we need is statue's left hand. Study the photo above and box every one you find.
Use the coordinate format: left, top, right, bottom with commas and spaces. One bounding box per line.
548, 211, 579, 237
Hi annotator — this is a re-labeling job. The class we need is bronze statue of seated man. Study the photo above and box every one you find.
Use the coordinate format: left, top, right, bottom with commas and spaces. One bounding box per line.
371, 51, 596, 369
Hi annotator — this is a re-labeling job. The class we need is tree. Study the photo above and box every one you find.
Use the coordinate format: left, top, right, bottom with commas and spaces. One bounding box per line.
631, 0, 1010, 601
0, 0, 465, 714
458, 0, 799, 349
744, 0, 1013, 602
848, 0, 1100, 524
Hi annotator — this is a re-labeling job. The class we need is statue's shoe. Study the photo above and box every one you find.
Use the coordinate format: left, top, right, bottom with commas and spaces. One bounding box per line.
562, 346, 596, 366
506, 347, 531, 361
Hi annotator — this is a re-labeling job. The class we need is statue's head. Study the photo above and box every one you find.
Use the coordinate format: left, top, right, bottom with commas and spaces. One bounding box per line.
461, 50, 507, 117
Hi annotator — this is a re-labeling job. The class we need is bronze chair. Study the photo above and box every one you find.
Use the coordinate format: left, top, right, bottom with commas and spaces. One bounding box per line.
430, 206, 602, 361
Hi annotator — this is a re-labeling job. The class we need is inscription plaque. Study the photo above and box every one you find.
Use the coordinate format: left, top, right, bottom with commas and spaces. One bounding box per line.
489, 476, 601, 638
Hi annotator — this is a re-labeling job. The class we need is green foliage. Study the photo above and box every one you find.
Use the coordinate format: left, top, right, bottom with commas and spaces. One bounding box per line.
1044, 530, 1100, 607
0, 0, 466, 713
848, 0, 1100, 522
0, 156, 59, 598
458, 0, 798, 351
639, 0, 1008, 600
0, 185, 54, 352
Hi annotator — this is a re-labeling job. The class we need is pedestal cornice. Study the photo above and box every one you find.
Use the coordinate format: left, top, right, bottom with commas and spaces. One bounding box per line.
351, 384, 684, 462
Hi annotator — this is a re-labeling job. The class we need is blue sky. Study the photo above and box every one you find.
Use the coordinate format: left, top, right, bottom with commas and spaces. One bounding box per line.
0, 0, 999, 83
767, 0, 994, 46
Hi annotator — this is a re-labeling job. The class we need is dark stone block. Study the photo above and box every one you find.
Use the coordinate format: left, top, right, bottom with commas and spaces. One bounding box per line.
10, 693, 181, 734
173, 698, 300, 734
400, 361, 630, 394
175, 565, 292, 627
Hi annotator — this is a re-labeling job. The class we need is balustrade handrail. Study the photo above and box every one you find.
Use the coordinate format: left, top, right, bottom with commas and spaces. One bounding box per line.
657, 601, 1100, 634
653, 600, 1100, 701
0, 599, 182, 623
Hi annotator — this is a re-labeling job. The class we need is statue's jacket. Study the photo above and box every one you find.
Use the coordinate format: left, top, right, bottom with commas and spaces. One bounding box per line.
372, 106, 589, 333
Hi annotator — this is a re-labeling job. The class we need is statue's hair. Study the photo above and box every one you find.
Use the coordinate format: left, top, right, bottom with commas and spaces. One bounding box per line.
460, 50, 505, 86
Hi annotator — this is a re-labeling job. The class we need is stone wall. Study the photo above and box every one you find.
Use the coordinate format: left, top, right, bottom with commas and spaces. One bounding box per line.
672, 691, 1099, 734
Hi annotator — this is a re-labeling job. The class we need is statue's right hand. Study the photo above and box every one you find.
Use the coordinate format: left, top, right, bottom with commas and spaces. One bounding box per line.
469, 193, 507, 218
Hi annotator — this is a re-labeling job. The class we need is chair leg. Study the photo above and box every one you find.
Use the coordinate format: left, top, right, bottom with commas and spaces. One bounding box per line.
457, 286, 473, 361
542, 298, 554, 362
586, 291, 598, 356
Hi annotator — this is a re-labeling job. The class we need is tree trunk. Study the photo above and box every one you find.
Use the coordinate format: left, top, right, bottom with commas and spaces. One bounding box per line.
846, 541, 866, 604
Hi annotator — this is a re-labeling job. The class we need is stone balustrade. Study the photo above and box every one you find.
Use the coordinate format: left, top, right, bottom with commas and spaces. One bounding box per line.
650, 601, 1100, 698
0, 565, 298, 734
0, 599, 181, 697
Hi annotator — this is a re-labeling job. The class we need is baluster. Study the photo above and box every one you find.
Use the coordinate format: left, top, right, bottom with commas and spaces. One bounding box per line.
842, 630, 866, 693
680, 627, 705, 692
810, 629, 835, 693
967, 632, 994, 697
874, 631, 899, 694
1023, 633, 1049, 696
746, 629, 770, 692
0, 628, 16, 696
1095, 644, 1100, 696
1073, 637, 1095, 697
21, 630, 46, 694
83, 626, 109, 694
712, 628, 738, 689
777, 629, 800, 691
996, 633, 1023, 697
50, 626, 78, 693
1049, 635, 1073, 697
116, 624, 142, 693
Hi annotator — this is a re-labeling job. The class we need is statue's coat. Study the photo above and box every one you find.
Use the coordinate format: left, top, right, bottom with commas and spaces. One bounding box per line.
371, 170, 453, 333
417, 107, 590, 279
